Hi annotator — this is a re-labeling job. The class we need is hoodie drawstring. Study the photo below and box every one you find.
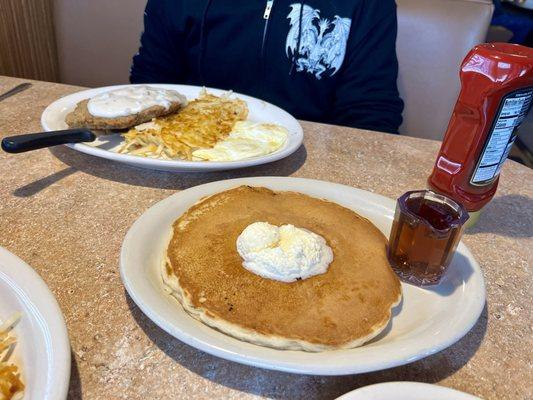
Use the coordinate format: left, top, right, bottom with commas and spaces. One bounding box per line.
198, 0, 214, 85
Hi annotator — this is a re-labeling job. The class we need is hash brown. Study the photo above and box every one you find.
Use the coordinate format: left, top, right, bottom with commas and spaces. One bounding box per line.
119, 91, 248, 160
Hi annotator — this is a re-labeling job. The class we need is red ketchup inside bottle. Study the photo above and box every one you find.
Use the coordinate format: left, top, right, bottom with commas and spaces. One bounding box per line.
429, 43, 533, 213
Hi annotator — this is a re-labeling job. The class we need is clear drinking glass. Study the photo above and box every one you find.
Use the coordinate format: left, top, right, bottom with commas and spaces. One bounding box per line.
387, 190, 469, 286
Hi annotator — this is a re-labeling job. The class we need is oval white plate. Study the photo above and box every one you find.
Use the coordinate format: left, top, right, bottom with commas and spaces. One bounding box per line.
120, 177, 486, 375
41, 84, 304, 172
0, 247, 70, 399
336, 381, 482, 399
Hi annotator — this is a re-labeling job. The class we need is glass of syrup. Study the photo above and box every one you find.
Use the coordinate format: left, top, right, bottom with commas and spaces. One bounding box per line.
388, 190, 469, 286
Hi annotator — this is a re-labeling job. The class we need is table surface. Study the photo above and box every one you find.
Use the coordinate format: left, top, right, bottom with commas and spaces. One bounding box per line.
0, 76, 531, 400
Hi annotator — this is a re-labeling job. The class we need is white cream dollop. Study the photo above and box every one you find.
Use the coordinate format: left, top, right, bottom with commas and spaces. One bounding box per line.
87, 86, 186, 118
236, 222, 333, 282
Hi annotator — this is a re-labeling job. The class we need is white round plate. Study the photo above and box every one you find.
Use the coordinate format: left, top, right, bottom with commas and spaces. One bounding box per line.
336, 381, 482, 399
41, 84, 304, 172
0, 247, 70, 399
120, 177, 486, 375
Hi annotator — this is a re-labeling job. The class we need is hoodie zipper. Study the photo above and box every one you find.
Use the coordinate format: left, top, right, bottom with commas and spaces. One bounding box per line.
260, 0, 274, 94
261, 1, 274, 57
263, 0, 273, 19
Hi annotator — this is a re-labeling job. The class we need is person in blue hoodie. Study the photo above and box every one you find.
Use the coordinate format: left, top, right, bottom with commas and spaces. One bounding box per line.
130, 1, 404, 134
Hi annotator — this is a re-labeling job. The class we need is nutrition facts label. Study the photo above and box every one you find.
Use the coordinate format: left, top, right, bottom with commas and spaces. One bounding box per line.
471, 88, 533, 185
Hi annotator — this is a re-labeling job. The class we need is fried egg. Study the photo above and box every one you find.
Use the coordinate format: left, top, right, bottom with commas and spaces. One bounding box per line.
192, 121, 288, 162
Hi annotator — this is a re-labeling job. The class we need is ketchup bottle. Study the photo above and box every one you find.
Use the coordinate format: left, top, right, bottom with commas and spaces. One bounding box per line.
429, 43, 533, 219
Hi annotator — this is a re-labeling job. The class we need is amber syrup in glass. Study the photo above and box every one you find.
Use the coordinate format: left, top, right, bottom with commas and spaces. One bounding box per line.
388, 191, 468, 286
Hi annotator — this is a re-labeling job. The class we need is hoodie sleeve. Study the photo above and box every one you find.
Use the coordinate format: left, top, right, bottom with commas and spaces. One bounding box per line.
130, 0, 184, 84
330, 1, 404, 134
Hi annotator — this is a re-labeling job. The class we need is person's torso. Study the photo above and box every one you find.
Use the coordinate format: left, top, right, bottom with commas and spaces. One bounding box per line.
169, 0, 361, 122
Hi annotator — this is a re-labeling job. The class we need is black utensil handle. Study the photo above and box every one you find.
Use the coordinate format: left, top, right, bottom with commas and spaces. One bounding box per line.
0, 83, 32, 102
1, 129, 96, 153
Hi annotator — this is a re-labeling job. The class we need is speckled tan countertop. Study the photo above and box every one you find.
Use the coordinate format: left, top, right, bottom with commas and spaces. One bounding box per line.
0, 76, 531, 400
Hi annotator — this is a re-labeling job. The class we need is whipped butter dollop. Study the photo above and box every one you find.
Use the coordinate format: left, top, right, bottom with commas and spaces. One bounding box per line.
236, 222, 333, 282
87, 86, 186, 118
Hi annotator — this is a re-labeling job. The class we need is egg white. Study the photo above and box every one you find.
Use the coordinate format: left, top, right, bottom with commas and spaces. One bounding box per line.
192, 121, 288, 161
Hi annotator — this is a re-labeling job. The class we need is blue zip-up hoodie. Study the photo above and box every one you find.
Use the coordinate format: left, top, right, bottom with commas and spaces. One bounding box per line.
130, 0, 403, 134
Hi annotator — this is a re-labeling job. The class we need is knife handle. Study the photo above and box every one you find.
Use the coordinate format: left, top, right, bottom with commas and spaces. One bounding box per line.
1, 129, 96, 153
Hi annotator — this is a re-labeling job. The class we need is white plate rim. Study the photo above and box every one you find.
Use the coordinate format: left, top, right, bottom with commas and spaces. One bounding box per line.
41, 84, 304, 172
120, 177, 486, 375
335, 381, 483, 399
0, 246, 71, 400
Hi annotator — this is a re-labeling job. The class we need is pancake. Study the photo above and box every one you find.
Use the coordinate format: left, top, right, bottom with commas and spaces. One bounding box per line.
163, 186, 402, 351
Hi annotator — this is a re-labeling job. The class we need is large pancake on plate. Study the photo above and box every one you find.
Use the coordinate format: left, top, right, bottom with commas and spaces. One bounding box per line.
163, 186, 402, 351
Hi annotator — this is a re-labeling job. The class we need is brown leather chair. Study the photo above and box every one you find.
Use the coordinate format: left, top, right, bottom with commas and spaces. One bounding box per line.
396, 0, 494, 140
54, 0, 146, 87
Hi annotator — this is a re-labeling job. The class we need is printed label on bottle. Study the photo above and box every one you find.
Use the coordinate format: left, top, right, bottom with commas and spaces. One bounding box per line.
471, 88, 533, 186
